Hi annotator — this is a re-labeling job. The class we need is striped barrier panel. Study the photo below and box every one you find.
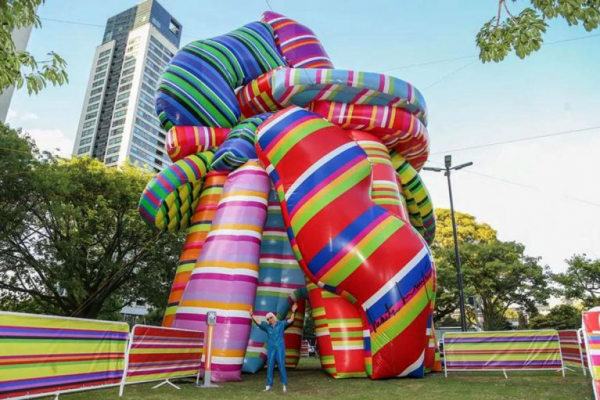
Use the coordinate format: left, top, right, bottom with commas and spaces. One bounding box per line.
579, 328, 590, 369
558, 330, 586, 374
0, 312, 129, 400
119, 325, 204, 395
443, 330, 564, 377
582, 310, 600, 400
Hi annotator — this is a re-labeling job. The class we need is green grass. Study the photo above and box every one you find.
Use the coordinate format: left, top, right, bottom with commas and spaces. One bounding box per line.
64, 358, 592, 400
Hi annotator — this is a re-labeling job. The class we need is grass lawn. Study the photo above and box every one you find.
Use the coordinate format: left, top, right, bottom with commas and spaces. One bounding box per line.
64, 358, 592, 400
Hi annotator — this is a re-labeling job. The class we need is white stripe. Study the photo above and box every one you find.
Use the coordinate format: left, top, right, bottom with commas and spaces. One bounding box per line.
191, 267, 258, 277
219, 195, 268, 205
295, 56, 330, 67
285, 142, 355, 201
338, 102, 347, 125
175, 308, 250, 318
260, 258, 298, 265
398, 350, 425, 377
362, 247, 430, 310
211, 356, 244, 365
257, 286, 295, 294
332, 345, 364, 351
280, 34, 318, 46
257, 107, 304, 140
207, 229, 263, 239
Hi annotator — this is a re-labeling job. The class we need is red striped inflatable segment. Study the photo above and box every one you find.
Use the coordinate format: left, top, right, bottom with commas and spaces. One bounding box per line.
255, 106, 435, 379
558, 330, 585, 369
284, 298, 306, 368
310, 101, 430, 171
167, 126, 230, 162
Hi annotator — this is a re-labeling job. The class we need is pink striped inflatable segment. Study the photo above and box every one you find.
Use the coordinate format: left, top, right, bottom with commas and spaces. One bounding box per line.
173, 161, 270, 382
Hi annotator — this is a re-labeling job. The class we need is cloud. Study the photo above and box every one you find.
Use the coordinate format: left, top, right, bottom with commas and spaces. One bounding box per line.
7, 108, 39, 122
26, 129, 73, 158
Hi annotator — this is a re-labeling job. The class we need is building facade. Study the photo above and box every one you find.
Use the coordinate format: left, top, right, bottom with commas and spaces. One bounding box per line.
72, 0, 182, 172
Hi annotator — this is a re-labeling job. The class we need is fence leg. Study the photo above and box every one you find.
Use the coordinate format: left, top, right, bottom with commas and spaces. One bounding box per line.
54, 394, 60, 400
502, 369, 508, 379
152, 379, 181, 390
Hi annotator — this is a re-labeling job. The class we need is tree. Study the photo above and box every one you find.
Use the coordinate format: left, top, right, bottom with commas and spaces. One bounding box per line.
432, 209, 497, 323
554, 254, 600, 307
530, 304, 582, 330
432, 209, 551, 330
0, 0, 68, 95
477, 0, 600, 62
0, 125, 183, 318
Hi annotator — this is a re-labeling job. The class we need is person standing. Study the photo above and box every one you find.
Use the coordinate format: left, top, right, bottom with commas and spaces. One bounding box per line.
249, 303, 298, 392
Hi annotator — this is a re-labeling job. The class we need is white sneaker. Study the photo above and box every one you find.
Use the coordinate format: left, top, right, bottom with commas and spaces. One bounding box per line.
283, 386, 287, 393
263, 386, 272, 392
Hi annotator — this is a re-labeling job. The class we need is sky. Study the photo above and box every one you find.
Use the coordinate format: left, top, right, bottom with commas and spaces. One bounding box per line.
6, 0, 600, 273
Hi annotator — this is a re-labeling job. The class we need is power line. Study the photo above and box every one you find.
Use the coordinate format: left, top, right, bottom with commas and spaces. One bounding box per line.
422, 59, 478, 90
431, 125, 600, 155
380, 33, 600, 73
424, 160, 600, 208
265, 0, 274, 11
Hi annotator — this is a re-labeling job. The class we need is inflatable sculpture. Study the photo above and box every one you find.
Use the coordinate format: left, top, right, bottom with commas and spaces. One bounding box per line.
139, 11, 439, 381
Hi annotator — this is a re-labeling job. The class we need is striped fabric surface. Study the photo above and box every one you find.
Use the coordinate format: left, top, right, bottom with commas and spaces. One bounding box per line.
283, 297, 307, 368
123, 325, 203, 384
255, 106, 434, 379
139, 151, 213, 231
156, 22, 286, 130
166, 126, 229, 162
444, 330, 563, 371
582, 310, 600, 399
173, 161, 270, 382
558, 330, 586, 370
310, 101, 430, 171
212, 114, 272, 171
261, 11, 334, 69
390, 150, 436, 244
163, 172, 228, 327
308, 283, 368, 378
350, 130, 408, 222
243, 190, 307, 373
237, 68, 429, 126
0, 312, 128, 400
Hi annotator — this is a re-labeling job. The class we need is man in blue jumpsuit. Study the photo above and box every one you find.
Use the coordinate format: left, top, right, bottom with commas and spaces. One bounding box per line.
250, 303, 298, 392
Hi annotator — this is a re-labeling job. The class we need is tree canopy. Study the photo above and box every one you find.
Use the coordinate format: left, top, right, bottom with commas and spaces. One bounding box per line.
529, 304, 582, 330
0, 124, 182, 318
554, 254, 600, 308
478, 0, 600, 62
0, 0, 68, 95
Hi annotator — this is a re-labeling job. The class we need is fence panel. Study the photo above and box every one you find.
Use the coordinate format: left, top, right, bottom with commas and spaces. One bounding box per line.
0, 312, 129, 400
120, 325, 203, 394
558, 330, 586, 374
582, 311, 600, 400
443, 329, 563, 376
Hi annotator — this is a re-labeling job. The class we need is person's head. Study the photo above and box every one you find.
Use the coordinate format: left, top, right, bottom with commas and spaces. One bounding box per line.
266, 312, 277, 326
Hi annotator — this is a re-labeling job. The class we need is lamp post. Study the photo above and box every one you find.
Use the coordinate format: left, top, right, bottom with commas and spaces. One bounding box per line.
423, 155, 473, 332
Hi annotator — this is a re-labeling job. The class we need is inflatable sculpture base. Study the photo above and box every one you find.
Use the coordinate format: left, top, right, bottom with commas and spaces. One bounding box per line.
139, 11, 440, 381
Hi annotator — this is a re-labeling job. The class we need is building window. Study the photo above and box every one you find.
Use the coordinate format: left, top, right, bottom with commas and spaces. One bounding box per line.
83, 121, 96, 129
142, 75, 157, 89
95, 64, 108, 73
112, 118, 125, 127
85, 112, 97, 121
97, 56, 110, 65
94, 71, 107, 80
116, 93, 130, 102
90, 87, 103, 96
105, 156, 118, 164
86, 103, 100, 112
122, 67, 135, 77
79, 137, 92, 146
139, 91, 154, 105
92, 80, 105, 88
89, 95, 101, 103
151, 17, 162, 29
123, 59, 136, 69
111, 127, 124, 136
99, 49, 112, 58
169, 19, 181, 36
81, 128, 95, 137
126, 44, 139, 54
78, 146, 91, 154
114, 110, 127, 118
108, 136, 122, 145
141, 83, 155, 96
106, 146, 120, 154
128, 37, 140, 46
120, 75, 134, 85
119, 83, 132, 93
144, 67, 159, 81
115, 100, 128, 110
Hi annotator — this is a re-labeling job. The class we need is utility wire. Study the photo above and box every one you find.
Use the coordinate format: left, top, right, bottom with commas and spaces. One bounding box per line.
431, 125, 600, 156
422, 59, 478, 90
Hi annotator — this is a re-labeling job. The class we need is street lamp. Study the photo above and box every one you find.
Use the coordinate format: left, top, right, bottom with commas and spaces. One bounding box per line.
423, 155, 473, 332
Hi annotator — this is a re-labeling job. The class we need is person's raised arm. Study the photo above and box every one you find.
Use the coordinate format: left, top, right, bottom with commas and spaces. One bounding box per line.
249, 307, 262, 326
286, 303, 298, 326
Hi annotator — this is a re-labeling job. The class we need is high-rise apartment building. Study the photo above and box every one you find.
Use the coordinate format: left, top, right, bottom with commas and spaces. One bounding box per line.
72, 0, 182, 172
